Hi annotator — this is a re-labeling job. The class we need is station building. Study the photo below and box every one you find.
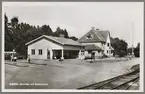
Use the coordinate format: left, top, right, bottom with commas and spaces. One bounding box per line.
25, 27, 114, 60
25, 35, 84, 59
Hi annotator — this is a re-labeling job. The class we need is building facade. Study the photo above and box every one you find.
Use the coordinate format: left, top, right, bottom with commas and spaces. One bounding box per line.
78, 27, 114, 59
25, 35, 84, 60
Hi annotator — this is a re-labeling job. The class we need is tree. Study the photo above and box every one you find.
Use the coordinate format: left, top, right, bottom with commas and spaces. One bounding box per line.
64, 29, 69, 38
53, 27, 69, 38
53, 27, 61, 37
134, 43, 140, 57
41, 25, 53, 35
11, 16, 19, 28
111, 37, 128, 57
5, 14, 14, 51
119, 50, 126, 57
5, 14, 8, 28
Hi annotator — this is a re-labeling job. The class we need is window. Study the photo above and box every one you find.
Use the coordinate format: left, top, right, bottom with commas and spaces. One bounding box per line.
111, 50, 113, 54
107, 43, 110, 47
86, 35, 91, 39
107, 50, 108, 53
31, 49, 35, 55
86, 34, 93, 39
81, 52, 84, 55
90, 34, 94, 39
38, 49, 43, 55
88, 50, 92, 54
98, 50, 101, 53
81, 51, 84, 55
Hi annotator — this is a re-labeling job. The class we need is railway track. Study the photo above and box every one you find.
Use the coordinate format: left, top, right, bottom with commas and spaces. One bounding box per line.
78, 69, 139, 90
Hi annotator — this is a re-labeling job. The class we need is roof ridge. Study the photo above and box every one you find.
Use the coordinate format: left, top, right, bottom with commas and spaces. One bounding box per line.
25, 35, 44, 45
78, 30, 92, 42
45, 36, 65, 45
26, 35, 82, 46
48, 35, 78, 43
45, 35, 73, 40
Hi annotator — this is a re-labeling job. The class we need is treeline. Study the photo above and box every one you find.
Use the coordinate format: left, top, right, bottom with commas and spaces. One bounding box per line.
111, 37, 140, 57
5, 14, 78, 56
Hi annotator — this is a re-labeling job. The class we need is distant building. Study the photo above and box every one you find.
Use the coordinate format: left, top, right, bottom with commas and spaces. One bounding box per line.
25, 35, 84, 59
78, 27, 114, 59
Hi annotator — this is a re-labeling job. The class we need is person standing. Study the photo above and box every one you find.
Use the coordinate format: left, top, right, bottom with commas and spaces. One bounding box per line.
90, 52, 95, 63
27, 54, 31, 64
13, 55, 17, 65
11, 54, 14, 61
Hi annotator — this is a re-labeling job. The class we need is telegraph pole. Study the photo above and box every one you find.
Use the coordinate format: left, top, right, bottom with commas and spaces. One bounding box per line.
132, 22, 134, 57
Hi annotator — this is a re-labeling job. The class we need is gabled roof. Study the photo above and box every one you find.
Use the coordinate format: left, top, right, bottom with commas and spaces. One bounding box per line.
109, 46, 114, 50
25, 35, 82, 46
78, 29, 110, 43
98, 30, 110, 41
85, 44, 102, 51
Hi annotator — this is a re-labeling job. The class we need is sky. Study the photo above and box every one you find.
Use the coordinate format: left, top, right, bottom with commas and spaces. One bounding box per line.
3, 2, 144, 47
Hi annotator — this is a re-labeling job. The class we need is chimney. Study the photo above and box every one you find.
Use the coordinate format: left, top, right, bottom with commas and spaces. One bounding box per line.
91, 27, 95, 30
59, 33, 65, 38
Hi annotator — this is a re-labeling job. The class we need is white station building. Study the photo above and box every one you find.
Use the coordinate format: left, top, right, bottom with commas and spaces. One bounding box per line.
25, 35, 84, 60
78, 27, 114, 59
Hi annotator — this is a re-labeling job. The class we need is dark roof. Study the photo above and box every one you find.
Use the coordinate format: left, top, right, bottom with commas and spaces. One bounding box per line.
25, 35, 82, 46
85, 44, 102, 51
78, 29, 110, 43
98, 30, 110, 41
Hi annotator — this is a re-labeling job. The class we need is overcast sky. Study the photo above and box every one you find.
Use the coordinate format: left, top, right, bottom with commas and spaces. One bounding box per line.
3, 2, 143, 47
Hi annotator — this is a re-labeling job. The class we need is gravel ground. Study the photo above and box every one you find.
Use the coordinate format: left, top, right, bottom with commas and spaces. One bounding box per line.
5, 57, 140, 89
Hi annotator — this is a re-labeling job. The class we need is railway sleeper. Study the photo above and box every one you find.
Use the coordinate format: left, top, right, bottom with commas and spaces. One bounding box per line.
78, 70, 139, 90
112, 77, 139, 90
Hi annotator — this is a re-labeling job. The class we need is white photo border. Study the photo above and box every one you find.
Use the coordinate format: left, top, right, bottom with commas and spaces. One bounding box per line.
1, 2, 144, 92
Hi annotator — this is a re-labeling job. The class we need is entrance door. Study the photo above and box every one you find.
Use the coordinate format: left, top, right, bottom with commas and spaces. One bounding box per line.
47, 50, 50, 59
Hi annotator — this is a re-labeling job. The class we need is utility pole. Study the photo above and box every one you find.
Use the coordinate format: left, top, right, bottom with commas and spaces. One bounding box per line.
132, 22, 134, 57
